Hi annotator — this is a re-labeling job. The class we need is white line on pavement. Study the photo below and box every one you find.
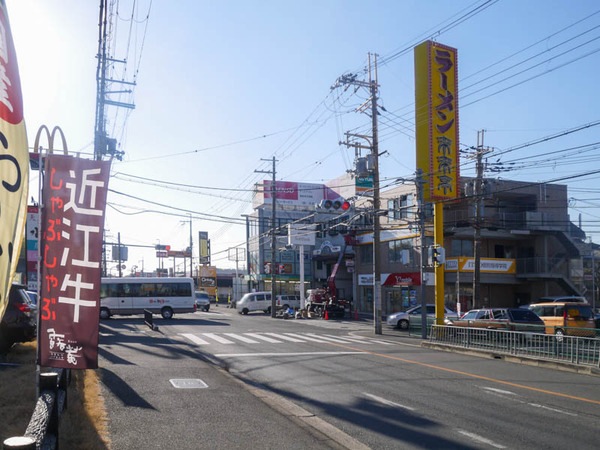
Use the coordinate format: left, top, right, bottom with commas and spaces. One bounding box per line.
215, 351, 364, 357
263, 333, 306, 343
181, 333, 210, 345
457, 430, 506, 449
362, 393, 416, 411
202, 333, 235, 344
245, 333, 283, 343
222, 333, 260, 344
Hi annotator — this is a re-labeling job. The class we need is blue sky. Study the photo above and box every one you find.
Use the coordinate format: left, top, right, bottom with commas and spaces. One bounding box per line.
7, 0, 600, 272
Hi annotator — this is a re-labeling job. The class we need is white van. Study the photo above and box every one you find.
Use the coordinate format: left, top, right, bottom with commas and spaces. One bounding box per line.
100, 277, 196, 319
236, 291, 272, 315
276, 295, 301, 310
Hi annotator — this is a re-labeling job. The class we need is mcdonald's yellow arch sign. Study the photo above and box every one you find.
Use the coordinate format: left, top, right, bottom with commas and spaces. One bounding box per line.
414, 40, 460, 202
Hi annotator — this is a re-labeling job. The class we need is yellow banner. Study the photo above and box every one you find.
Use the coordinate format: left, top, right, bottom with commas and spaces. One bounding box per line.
445, 257, 516, 274
415, 40, 459, 201
0, 1, 28, 320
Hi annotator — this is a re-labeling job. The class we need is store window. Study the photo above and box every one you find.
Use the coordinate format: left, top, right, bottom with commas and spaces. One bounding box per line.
360, 244, 373, 264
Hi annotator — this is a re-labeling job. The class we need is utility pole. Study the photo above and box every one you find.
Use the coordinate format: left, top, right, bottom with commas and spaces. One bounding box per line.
117, 232, 122, 278
333, 52, 382, 334
256, 157, 278, 318
369, 53, 383, 335
472, 130, 491, 309
94, 0, 134, 161
189, 214, 193, 278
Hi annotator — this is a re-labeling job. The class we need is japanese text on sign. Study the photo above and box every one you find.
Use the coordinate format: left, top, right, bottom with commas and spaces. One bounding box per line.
38, 155, 110, 369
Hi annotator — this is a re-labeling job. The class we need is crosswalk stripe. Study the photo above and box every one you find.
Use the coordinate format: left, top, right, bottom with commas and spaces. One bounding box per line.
245, 333, 283, 343
283, 333, 323, 343
304, 333, 356, 344
181, 333, 210, 345
322, 334, 374, 344
223, 333, 260, 344
346, 335, 396, 346
202, 333, 235, 344
263, 333, 305, 343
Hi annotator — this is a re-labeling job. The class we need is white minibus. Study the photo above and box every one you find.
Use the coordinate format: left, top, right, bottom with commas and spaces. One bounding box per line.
100, 277, 196, 319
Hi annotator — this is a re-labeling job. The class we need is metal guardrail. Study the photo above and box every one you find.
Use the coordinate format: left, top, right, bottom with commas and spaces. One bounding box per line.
430, 325, 600, 368
3, 369, 71, 449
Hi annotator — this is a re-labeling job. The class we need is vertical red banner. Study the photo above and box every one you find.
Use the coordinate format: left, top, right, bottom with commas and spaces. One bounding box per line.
38, 155, 110, 369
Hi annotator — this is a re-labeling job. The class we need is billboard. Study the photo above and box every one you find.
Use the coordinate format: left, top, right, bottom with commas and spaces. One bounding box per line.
255, 180, 343, 208
38, 155, 110, 369
0, 1, 28, 321
415, 40, 459, 201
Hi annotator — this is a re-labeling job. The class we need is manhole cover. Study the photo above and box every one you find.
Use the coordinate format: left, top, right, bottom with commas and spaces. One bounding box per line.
169, 379, 208, 389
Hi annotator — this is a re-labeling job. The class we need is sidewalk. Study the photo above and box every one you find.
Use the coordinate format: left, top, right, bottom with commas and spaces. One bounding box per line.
98, 321, 362, 450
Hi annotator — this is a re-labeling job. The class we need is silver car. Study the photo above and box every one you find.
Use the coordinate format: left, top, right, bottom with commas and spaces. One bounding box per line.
386, 304, 458, 330
194, 291, 210, 312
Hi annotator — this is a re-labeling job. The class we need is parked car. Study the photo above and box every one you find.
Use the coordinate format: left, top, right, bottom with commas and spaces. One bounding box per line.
194, 291, 210, 311
276, 294, 300, 310
386, 304, 458, 330
528, 302, 596, 339
538, 296, 588, 304
0, 284, 37, 354
447, 308, 545, 332
237, 291, 272, 315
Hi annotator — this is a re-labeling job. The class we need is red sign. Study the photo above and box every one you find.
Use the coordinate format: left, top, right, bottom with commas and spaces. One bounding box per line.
382, 272, 421, 286
0, 4, 24, 124
38, 155, 110, 369
264, 180, 298, 200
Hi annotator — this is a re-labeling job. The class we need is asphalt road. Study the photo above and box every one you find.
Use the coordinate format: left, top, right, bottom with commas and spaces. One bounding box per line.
100, 307, 600, 449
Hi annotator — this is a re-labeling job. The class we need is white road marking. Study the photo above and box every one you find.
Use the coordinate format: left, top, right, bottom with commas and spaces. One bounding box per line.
304, 333, 356, 343
215, 351, 364, 357
481, 386, 517, 396
362, 392, 416, 411
245, 333, 283, 343
263, 333, 305, 343
527, 403, 578, 416
457, 430, 506, 449
202, 333, 235, 344
222, 333, 260, 344
322, 334, 374, 344
181, 333, 210, 345
283, 333, 324, 342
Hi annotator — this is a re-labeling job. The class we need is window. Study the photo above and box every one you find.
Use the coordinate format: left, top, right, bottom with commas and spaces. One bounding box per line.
387, 239, 413, 263
360, 244, 373, 264
387, 194, 415, 222
451, 239, 473, 257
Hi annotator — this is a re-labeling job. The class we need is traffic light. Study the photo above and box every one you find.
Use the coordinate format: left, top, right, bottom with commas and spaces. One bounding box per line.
430, 246, 445, 265
316, 198, 351, 213
155, 244, 171, 251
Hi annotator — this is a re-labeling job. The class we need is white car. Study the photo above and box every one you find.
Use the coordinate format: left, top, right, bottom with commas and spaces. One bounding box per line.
386, 304, 458, 330
236, 291, 272, 315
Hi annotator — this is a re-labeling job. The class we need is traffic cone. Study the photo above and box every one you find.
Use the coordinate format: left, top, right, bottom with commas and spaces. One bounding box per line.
324, 310, 329, 320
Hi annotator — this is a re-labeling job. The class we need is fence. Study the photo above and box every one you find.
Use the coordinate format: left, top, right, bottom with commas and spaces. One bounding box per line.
3, 369, 71, 449
429, 325, 600, 367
